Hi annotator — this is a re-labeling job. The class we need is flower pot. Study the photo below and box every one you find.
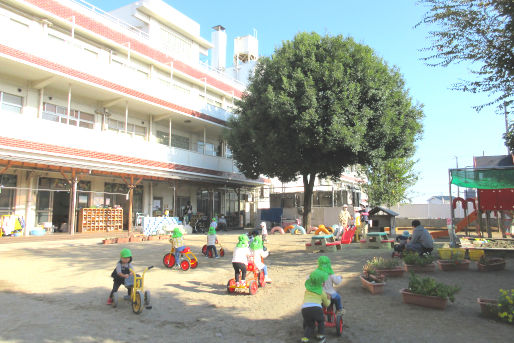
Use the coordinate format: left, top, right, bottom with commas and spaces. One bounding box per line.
147, 235, 159, 241
360, 275, 385, 294
468, 249, 484, 261
400, 288, 448, 310
436, 259, 470, 271
404, 263, 435, 273
478, 258, 506, 272
102, 238, 114, 245
129, 236, 143, 243
376, 267, 405, 277
117, 237, 129, 244
160, 235, 170, 240
477, 298, 499, 319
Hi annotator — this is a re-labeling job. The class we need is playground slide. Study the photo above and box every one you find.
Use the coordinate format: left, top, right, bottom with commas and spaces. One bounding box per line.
430, 210, 478, 238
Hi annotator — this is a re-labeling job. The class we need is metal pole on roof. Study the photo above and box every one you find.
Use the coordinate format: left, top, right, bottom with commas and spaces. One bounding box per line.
505, 102, 510, 155
454, 156, 460, 198
448, 169, 455, 247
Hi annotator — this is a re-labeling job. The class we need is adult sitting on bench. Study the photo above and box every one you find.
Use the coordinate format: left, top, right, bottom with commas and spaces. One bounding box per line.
406, 220, 433, 256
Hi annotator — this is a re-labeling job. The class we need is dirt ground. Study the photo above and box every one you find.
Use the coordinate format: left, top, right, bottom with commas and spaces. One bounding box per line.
0, 232, 513, 343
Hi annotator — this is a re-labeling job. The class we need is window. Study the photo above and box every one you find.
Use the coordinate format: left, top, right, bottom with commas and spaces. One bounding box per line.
0, 174, 17, 215
1, 92, 22, 113
225, 146, 233, 159
197, 141, 216, 156
108, 118, 146, 137
171, 134, 190, 150
156, 130, 169, 145
42, 103, 94, 129
196, 190, 210, 216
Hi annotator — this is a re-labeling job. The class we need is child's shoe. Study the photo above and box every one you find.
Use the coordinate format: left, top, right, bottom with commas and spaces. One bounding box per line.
316, 335, 326, 343
337, 308, 346, 315
235, 281, 240, 287
215, 255, 220, 258
264, 276, 272, 283
123, 295, 130, 301
300, 337, 309, 343
239, 280, 246, 287
106, 297, 113, 305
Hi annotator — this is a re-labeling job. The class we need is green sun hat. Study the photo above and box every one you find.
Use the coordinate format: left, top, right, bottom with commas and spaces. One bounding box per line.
236, 234, 249, 248
317, 255, 334, 275
120, 248, 132, 258
172, 228, 183, 238
305, 269, 329, 295
250, 235, 263, 250
208, 226, 216, 235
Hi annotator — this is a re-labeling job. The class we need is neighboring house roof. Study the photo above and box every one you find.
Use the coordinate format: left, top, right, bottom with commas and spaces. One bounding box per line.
428, 195, 451, 201
474, 155, 513, 168
369, 206, 399, 217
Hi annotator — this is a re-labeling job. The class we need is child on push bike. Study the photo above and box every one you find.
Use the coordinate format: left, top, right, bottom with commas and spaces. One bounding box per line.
107, 248, 134, 304
317, 256, 344, 315
170, 228, 186, 268
301, 269, 330, 343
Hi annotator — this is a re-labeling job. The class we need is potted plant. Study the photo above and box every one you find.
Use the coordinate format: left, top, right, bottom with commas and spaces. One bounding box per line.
360, 262, 386, 294
436, 251, 470, 271
477, 255, 506, 272
368, 256, 405, 277
117, 236, 129, 244
403, 252, 436, 272
400, 273, 460, 310
129, 234, 144, 243
102, 237, 116, 245
478, 289, 514, 323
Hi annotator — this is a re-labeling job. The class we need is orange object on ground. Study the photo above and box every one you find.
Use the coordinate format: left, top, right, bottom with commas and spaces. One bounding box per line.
284, 225, 295, 233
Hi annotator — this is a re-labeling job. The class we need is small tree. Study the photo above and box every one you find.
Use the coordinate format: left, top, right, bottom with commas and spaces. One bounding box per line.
226, 32, 423, 229
503, 121, 514, 154
360, 157, 419, 207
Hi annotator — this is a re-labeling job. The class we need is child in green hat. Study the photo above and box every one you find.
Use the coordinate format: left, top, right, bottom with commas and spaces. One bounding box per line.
107, 248, 134, 305
170, 228, 185, 267
231, 234, 251, 287
301, 269, 330, 343
206, 226, 219, 258
317, 256, 344, 315
250, 236, 271, 283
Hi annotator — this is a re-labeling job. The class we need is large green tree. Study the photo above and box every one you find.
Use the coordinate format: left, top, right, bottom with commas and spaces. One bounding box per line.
417, 0, 513, 111
226, 32, 423, 229
360, 157, 419, 208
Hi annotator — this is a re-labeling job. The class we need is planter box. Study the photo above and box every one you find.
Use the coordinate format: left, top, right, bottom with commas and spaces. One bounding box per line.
404, 263, 435, 273
102, 238, 115, 245
376, 267, 405, 277
477, 298, 499, 319
147, 235, 160, 241
117, 237, 129, 244
360, 275, 385, 294
436, 259, 470, 271
129, 236, 143, 243
478, 258, 506, 272
400, 288, 448, 310
160, 235, 170, 240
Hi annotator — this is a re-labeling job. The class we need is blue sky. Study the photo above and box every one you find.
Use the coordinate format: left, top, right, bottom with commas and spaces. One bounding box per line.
91, 0, 509, 203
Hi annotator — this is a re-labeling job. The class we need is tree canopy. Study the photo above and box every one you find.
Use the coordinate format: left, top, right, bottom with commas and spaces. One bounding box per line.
226, 32, 423, 228
417, 0, 513, 111
360, 157, 419, 208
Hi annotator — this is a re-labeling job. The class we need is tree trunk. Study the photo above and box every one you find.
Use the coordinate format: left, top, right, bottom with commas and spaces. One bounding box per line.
302, 174, 316, 231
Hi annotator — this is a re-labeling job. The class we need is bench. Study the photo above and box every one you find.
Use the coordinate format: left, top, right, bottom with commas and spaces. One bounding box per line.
360, 232, 393, 250
305, 234, 340, 252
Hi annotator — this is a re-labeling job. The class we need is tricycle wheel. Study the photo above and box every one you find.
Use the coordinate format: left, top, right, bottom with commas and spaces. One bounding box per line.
220, 248, 225, 257
208, 249, 213, 258
227, 279, 236, 294
336, 315, 343, 336
202, 245, 207, 256
163, 253, 175, 268
144, 290, 152, 309
180, 259, 190, 271
132, 290, 143, 314
111, 292, 118, 308
190, 258, 198, 269
249, 281, 258, 295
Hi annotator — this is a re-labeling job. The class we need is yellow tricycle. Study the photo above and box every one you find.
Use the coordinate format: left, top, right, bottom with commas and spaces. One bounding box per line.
112, 265, 153, 314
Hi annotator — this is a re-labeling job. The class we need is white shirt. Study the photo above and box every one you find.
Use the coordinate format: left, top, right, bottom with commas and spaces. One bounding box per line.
251, 248, 269, 270
323, 274, 342, 295
260, 223, 267, 235
207, 234, 216, 245
232, 247, 251, 264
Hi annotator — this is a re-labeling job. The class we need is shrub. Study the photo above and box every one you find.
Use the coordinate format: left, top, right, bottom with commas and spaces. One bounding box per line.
407, 273, 460, 302
479, 255, 505, 265
498, 289, 514, 323
365, 256, 402, 270
403, 252, 435, 265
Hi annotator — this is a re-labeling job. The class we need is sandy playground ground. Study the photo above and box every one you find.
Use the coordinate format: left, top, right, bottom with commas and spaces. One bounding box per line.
0, 231, 513, 343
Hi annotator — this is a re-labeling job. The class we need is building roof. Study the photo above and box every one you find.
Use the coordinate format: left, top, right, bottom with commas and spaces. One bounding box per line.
428, 195, 451, 201
368, 206, 399, 217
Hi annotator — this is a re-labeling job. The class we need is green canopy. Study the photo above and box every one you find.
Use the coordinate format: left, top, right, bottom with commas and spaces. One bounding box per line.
450, 168, 514, 189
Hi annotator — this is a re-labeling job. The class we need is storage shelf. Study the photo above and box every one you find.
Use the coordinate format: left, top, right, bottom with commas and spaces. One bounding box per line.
78, 208, 123, 232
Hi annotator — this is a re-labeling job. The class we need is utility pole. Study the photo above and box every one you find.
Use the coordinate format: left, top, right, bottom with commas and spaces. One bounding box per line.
454, 156, 460, 199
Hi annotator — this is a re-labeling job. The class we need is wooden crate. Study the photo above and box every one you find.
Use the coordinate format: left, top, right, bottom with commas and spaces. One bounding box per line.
78, 208, 123, 232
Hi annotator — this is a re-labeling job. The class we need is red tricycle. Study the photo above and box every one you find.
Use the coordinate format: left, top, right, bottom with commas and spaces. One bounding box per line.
163, 246, 198, 271
322, 301, 344, 336
201, 239, 225, 258
226, 258, 266, 295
